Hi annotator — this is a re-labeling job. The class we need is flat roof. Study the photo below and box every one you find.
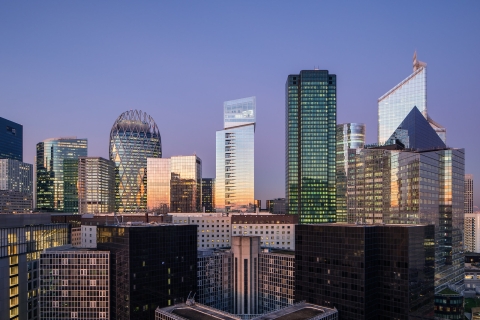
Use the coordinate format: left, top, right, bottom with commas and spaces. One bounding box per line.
252, 302, 337, 320
157, 303, 240, 320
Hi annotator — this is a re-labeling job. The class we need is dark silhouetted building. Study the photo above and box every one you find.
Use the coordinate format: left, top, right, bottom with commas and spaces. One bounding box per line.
97, 224, 197, 320
295, 224, 435, 320
201, 178, 215, 213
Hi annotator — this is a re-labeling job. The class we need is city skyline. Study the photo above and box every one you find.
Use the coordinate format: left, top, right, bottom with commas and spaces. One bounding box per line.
1, 2, 479, 206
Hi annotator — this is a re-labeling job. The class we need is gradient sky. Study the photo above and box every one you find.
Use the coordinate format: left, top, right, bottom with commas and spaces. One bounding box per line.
1, 1, 479, 208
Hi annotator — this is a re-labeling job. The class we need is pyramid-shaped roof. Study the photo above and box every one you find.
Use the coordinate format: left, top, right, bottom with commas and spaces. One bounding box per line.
387, 106, 446, 150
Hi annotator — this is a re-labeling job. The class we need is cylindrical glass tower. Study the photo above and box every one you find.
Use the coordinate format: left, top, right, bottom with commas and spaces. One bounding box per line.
109, 110, 161, 212
336, 123, 365, 223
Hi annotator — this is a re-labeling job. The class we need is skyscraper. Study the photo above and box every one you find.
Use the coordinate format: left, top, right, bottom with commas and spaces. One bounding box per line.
285, 70, 337, 223
465, 174, 474, 214
78, 157, 116, 214
336, 123, 365, 223
0, 117, 23, 161
201, 178, 215, 213
36, 137, 87, 212
109, 110, 161, 213
378, 52, 446, 145
147, 155, 202, 213
216, 97, 255, 213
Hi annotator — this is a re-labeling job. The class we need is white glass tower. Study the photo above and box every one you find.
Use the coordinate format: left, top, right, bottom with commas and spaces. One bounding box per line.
378, 52, 446, 145
215, 97, 255, 213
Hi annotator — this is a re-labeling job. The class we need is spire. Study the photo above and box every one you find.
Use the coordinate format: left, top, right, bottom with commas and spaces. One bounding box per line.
413, 50, 427, 72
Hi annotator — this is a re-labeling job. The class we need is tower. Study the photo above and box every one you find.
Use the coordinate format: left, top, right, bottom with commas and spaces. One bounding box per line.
109, 110, 161, 213
285, 70, 337, 223
215, 97, 255, 213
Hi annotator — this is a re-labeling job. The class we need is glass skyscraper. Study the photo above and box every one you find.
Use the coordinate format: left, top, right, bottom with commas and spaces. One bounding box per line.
109, 110, 161, 213
36, 137, 87, 212
336, 123, 365, 223
77, 157, 115, 214
215, 97, 255, 213
285, 70, 337, 223
147, 155, 202, 213
378, 52, 446, 145
0, 117, 23, 162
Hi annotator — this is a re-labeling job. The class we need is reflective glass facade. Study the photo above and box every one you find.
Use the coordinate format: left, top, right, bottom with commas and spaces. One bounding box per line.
295, 224, 435, 320
285, 70, 336, 223
36, 138, 87, 212
109, 110, 161, 213
378, 56, 427, 145
97, 225, 197, 320
147, 156, 202, 213
386, 106, 445, 150
0, 219, 69, 320
0, 117, 22, 162
378, 52, 446, 145
216, 97, 255, 213
335, 123, 365, 223
347, 147, 465, 292
78, 157, 115, 214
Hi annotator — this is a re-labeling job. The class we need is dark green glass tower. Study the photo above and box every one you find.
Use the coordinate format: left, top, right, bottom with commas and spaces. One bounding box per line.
285, 70, 336, 223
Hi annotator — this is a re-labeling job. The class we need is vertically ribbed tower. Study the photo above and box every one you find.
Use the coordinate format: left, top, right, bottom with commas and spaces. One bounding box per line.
109, 110, 161, 213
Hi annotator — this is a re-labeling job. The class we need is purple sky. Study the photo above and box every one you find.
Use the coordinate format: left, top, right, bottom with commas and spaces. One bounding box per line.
1, 2, 479, 208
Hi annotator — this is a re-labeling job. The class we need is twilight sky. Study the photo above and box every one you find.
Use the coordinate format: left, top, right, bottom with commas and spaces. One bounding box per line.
1, 1, 479, 208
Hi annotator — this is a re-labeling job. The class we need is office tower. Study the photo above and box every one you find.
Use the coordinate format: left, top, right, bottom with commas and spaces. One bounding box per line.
336, 123, 365, 223
0, 159, 33, 213
78, 157, 115, 214
39, 245, 110, 319
434, 289, 464, 319
295, 224, 435, 320
266, 198, 286, 214
36, 138, 87, 212
201, 178, 215, 213
285, 70, 337, 223
97, 224, 197, 320
0, 117, 23, 161
109, 110, 161, 213
378, 51, 446, 145
0, 214, 69, 320
216, 97, 255, 213
347, 146, 465, 292
63, 159, 79, 213
465, 174, 474, 214
465, 212, 480, 253
147, 155, 202, 213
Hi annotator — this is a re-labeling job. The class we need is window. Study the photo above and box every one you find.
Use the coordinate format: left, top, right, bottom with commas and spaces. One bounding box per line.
90, 280, 96, 286
62, 280, 68, 286
62, 259, 68, 265
90, 301, 96, 308
80, 269, 87, 275
99, 312, 106, 318
52, 269, 59, 275
71, 311, 78, 318
52, 301, 59, 307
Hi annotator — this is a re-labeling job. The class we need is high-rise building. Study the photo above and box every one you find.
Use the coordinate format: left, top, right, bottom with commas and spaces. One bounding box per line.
336, 123, 365, 223
147, 155, 202, 213
78, 157, 115, 214
97, 224, 197, 320
347, 146, 465, 292
216, 97, 255, 213
109, 110, 161, 213
285, 70, 337, 223
0, 117, 23, 161
36, 137, 87, 212
39, 245, 110, 319
465, 174, 474, 214
378, 51, 446, 145
0, 159, 33, 213
201, 178, 215, 213
266, 198, 286, 214
295, 224, 435, 320
0, 214, 69, 320
465, 212, 480, 253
